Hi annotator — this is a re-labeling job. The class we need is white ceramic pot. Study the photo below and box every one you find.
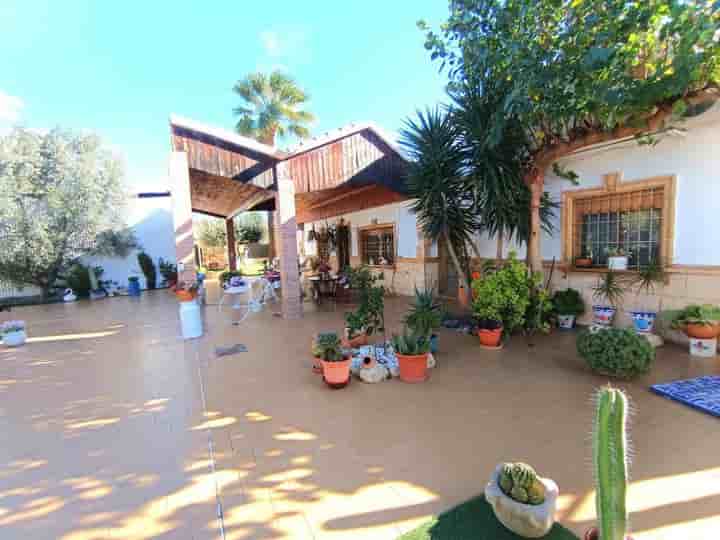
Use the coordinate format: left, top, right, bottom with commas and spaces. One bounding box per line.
3, 330, 27, 347
608, 256, 629, 270
592, 305, 616, 326
630, 311, 657, 334
557, 314, 576, 329
485, 464, 559, 538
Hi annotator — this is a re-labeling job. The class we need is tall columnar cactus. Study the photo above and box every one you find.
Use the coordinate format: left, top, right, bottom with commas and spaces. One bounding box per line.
593, 386, 629, 540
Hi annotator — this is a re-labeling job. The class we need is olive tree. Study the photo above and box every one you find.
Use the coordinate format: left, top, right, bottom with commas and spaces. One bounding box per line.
422, 0, 720, 272
0, 128, 129, 298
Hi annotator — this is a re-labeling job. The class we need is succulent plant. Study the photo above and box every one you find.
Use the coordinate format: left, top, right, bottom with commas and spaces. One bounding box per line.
510, 485, 529, 503
593, 386, 630, 540
497, 462, 546, 505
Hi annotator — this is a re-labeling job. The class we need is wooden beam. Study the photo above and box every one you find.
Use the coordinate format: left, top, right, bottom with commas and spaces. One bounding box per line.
306, 184, 376, 211
192, 208, 227, 219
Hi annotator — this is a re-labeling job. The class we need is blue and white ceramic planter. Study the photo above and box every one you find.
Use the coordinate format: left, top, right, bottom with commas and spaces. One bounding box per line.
557, 315, 576, 329
630, 311, 657, 334
592, 306, 616, 326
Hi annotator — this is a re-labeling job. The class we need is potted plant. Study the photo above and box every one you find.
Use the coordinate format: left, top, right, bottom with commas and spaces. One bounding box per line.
158, 258, 178, 288
174, 281, 199, 302
128, 275, 141, 297
552, 288, 585, 329
670, 304, 720, 339
311, 332, 340, 374
392, 327, 431, 383
485, 462, 559, 538
606, 247, 630, 270
577, 328, 654, 379
471, 253, 531, 348
591, 270, 626, 326
1, 320, 27, 347
585, 386, 635, 540
343, 266, 385, 347
629, 259, 666, 334
319, 332, 351, 388
404, 286, 443, 352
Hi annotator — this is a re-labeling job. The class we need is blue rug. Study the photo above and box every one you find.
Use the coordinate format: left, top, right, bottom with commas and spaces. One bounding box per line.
651, 376, 720, 417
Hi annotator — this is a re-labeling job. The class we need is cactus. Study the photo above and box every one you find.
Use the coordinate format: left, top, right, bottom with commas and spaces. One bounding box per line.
497, 462, 546, 505
510, 485, 529, 503
593, 386, 629, 540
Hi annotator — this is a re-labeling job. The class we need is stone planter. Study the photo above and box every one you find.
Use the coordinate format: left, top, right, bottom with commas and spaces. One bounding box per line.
3, 330, 27, 347
485, 464, 558, 538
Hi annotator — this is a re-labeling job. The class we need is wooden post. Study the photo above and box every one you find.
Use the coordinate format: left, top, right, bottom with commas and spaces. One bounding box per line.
275, 163, 302, 319
266, 211, 276, 260
169, 152, 196, 283
226, 216, 237, 271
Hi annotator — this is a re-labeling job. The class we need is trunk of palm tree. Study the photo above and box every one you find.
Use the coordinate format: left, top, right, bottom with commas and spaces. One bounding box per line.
496, 228, 504, 262
444, 228, 470, 293
527, 170, 544, 275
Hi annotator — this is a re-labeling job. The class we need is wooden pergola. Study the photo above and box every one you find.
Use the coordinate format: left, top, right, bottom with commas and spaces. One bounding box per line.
168, 115, 407, 319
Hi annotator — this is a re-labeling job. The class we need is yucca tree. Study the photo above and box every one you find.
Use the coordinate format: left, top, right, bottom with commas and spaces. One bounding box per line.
232, 71, 315, 146
452, 84, 558, 261
399, 107, 479, 292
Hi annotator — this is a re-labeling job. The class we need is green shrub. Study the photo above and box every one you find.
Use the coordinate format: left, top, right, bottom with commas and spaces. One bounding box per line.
137, 252, 157, 290
471, 253, 532, 333
577, 328, 654, 379
61, 263, 103, 298
404, 287, 443, 337
552, 288, 585, 316
392, 327, 431, 355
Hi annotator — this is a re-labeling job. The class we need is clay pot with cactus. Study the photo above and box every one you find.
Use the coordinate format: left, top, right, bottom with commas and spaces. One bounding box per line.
585, 386, 635, 540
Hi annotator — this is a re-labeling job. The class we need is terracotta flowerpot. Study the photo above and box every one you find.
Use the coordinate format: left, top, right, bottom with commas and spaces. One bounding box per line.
175, 290, 196, 302
396, 353, 429, 383
575, 258, 592, 268
584, 527, 634, 540
685, 322, 720, 339
321, 357, 351, 387
478, 327, 503, 348
312, 356, 323, 374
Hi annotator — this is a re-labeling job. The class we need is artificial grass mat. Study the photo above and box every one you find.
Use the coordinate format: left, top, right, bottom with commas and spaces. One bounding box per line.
397, 495, 578, 540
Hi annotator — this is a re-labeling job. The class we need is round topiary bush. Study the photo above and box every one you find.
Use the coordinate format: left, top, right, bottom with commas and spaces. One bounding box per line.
577, 328, 654, 379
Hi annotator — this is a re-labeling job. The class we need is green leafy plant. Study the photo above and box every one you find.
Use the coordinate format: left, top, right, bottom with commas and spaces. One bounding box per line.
344, 266, 385, 338
137, 252, 157, 290
59, 263, 104, 298
593, 386, 631, 540
391, 327, 430, 356
632, 259, 666, 296
552, 288, 586, 316
605, 247, 630, 257
471, 253, 531, 333
592, 271, 627, 308
577, 329, 654, 379
497, 462, 546, 506
404, 287, 443, 338
670, 304, 720, 329
312, 332, 345, 362
524, 277, 553, 335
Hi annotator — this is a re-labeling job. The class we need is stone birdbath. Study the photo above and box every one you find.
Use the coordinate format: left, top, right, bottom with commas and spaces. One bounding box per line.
484, 464, 559, 538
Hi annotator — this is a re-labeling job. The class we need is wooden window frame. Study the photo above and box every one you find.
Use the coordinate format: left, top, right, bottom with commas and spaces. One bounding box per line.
561, 173, 676, 272
359, 223, 396, 268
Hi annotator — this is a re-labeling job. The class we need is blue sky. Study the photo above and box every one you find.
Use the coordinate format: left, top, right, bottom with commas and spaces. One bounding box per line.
0, 1, 450, 191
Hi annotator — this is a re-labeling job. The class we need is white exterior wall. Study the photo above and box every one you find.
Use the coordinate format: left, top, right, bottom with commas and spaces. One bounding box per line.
82, 195, 177, 290
302, 200, 418, 259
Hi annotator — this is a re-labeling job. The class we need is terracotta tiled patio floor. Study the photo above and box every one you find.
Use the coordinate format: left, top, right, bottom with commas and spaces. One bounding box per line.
1, 287, 719, 539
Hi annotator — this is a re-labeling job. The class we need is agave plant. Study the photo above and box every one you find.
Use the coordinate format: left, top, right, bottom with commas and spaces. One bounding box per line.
592, 271, 627, 308
391, 327, 431, 356
404, 287, 443, 338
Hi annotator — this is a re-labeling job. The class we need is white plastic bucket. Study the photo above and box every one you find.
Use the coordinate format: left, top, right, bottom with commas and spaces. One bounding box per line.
179, 300, 203, 340
608, 256, 628, 270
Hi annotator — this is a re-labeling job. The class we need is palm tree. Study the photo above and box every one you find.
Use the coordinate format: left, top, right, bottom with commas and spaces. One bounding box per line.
232, 71, 315, 146
399, 107, 479, 293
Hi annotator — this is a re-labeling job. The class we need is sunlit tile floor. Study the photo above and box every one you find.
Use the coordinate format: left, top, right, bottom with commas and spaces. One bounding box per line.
1, 285, 719, 539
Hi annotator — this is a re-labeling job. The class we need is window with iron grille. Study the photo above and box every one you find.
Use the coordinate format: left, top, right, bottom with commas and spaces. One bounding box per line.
360, 225, 394, 267
572, 187, 664, 270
